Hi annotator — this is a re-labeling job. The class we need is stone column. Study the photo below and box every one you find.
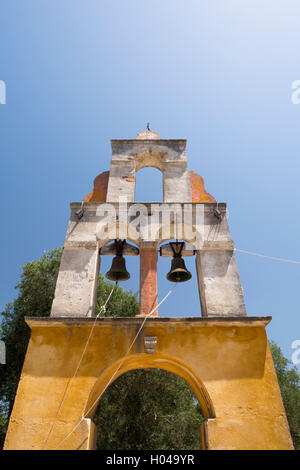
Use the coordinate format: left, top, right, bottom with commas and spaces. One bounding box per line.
106, 162, 135, 203
138, 243, 158, 317
51, 244, 100, 318
195, 250, 246, 317
163, 165, 192, 203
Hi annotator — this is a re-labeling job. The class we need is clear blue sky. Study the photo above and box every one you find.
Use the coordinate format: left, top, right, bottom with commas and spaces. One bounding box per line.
0, 1, 299, 364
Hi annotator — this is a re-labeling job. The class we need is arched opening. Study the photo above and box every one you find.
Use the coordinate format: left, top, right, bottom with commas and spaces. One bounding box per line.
85, 353, 215, 451
158, 239, 201, 317
135, 167, 163, 202
93, 368, 204, 450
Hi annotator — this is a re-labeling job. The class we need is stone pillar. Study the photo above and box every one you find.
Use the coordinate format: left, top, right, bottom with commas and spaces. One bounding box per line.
106, 162, 135, 203
195, 250, 246, 317
139, 243, 158, 317
51, 245, 100, 318
163, 165, 192, 202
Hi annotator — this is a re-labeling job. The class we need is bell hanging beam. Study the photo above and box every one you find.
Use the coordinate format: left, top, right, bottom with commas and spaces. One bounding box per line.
100, 241, 139, 256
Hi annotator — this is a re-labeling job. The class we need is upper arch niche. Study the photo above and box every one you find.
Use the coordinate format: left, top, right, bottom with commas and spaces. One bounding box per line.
82, 131, 216, 204
106, 137, 192, 203
135, 149, 165, 173
135, 166, 163, 202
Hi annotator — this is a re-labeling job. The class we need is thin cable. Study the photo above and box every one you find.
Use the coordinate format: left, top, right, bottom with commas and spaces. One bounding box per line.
235, 248, 300, 265
41, 283, 116, 450
54, 283, 178, 450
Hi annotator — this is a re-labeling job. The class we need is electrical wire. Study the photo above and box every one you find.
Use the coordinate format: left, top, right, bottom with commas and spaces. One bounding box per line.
234, 248, 300, 265
54, 283, 178, 450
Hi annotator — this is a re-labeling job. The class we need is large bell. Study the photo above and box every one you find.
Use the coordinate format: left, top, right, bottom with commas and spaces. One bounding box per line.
106, 254, 130, 282
105, 239, 130, 282
166, 256, 192, 283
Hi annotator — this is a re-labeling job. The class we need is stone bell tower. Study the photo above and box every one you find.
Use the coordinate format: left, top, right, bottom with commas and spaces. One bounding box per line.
4, 129, 293, 450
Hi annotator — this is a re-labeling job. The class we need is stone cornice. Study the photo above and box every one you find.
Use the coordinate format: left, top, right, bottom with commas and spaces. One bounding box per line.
26, 316, 272, 329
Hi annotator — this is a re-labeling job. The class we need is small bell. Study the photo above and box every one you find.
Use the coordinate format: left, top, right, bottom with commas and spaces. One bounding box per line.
106, 255, 130, 282
105, 240, 130, 282
166, 257, 192, 283
166, 242, 192, 283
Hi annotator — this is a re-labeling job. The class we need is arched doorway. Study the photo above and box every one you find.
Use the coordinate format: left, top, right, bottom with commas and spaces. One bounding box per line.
93, 368, 204, 450
85, 353, 215, 450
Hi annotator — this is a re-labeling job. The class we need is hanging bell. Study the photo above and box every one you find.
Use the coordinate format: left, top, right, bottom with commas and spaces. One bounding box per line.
106, 254, 130, 282
166, 256, 192, 283
165, 241, 192, 283
105, 239, 130, 282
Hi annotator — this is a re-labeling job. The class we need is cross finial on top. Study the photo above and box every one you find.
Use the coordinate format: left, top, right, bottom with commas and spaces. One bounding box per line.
135, 125, 161, 140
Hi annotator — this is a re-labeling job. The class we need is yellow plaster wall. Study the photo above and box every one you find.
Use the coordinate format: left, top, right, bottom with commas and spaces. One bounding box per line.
4, 317, 293, 450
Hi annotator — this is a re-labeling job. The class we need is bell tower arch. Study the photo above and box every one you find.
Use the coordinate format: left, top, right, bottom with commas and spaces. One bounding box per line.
4, 128, 294, 450
106, 129, 192, 204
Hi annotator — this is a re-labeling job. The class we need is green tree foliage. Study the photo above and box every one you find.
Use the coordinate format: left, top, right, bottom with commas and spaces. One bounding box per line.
0, 248, 62, 410
0, 248, 299, 450
0, 248, 63, 448
95, 274, 139, 318
270, 341, 300, 449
